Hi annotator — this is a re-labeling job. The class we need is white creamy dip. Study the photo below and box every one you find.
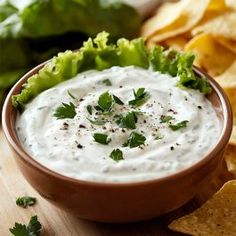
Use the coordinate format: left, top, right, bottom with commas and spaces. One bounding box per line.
16, 66, 221, 183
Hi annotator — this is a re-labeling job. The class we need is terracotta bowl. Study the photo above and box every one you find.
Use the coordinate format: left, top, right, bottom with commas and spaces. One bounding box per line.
2, 63, 233, 223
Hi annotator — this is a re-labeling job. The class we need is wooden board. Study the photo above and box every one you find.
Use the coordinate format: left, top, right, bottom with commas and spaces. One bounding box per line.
0, 127, 233, 236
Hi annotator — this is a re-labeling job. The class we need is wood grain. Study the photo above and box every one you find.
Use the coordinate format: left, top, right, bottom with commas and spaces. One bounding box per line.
0, 127, 233, 236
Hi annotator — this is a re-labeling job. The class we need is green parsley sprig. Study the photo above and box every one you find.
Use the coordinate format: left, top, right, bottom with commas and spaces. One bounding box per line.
96, 91, 113, 113
54, 102, 76, 119
129, 88, 149, 107
16, 196, 36, 208
169, 120, 189, 131
86, 105, 93, 115
113, 95, 124, 105
93, 133, 111, 145
102, 79, 112, 86
123, 131, 146, 148
160, 115, 174, 123
115, 111, 138, 130
9, 215, 41, 236
109, 149, 124, 162
87, 118, 105, 126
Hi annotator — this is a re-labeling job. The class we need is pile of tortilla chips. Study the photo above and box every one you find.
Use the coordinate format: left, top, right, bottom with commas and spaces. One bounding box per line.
142, 0, 236, 173
142, 0, 236, 234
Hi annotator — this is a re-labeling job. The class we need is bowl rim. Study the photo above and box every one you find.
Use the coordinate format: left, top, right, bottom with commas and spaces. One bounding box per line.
2, 62, 233, 187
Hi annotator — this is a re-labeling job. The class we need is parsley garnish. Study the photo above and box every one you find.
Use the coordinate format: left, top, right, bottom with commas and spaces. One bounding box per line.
160, 115, 174, 123
86, 105, 93, 115
129, 88, 149, 107
123, 131, 146, 148
67, 90, 77, 100
113, 95, 124, 105
169, 120, 189, 131
102, 79, 112, 86
93, 133, 111, 145
115, 111, 138, 129
54, 102, 76, 119
9, 215, 41, 236
154, 135, 163, 140
109, 149, 124, 162
16, 196, 36, 208
97, 91, 113, 112
87, 118, 105, 126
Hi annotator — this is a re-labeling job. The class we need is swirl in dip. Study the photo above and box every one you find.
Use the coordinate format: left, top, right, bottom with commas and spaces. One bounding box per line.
16, 66, 221, 183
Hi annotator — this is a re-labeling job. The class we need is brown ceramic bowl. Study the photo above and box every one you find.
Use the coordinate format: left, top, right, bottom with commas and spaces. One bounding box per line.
2, 62, 233, 223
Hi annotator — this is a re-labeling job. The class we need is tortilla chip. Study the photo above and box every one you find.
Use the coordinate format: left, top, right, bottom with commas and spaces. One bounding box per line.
142, 0, 210, 42
169, 180, 236, 236
225, 144, 236, 177
159, 34, 190, 50
141, 1, 187, 38
216, 38, 236, 54
207, 0, 227, 11
192, 12, 236, 40
215, 63, 236, 145
184, 33, 235, 76
226, 0, 236, 10
215, 61, 236, 88
231, 126, 236, 146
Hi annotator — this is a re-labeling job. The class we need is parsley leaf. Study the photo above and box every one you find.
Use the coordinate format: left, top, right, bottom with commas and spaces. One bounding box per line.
9, 223, 27, 236
94, 105, 104, 112
54, 102, 76, 119
115, 111, 138, 129
123, 131, 146, 148
93, 133, 111, 145
113, 95, 124, 105
67, 90, 77, 100
129, 88, 149, 107
9, 215, 41, 236
154, 134, 163, 140
16, 196, 36, 208
97, 91, 113, 112
87, 118, 105, 126
160, 115, 174, 123
169, 120, 189, 131
109, 149, 124, 162
86, 105, 93, 115
102, 79, 112, 86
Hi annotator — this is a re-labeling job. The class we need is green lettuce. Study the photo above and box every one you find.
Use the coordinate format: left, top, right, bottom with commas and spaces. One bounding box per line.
12, 32, 212, 110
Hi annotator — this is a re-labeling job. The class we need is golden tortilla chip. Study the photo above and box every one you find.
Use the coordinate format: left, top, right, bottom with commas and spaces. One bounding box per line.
159, 34, 189, 50
225, 145, 236, 175
231, 126, 236, 146
207, 0, 227, 11
141, 0, 210, 41
225, 144, 236, 176
141, 1, 187, 38
226, 0, 236, 10
169, 180, 236, 236
215, 63, 236, 145
184, 33, 235, 76
192, 12, 236, 40
215, 60, 236, 88
216, 38, 236, 54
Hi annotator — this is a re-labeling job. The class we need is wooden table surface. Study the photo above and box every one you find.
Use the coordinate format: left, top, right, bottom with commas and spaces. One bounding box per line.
0, 127, 233, 236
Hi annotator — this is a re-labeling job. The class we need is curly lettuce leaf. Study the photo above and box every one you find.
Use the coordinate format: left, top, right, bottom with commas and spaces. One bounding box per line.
12, 32, 212, 110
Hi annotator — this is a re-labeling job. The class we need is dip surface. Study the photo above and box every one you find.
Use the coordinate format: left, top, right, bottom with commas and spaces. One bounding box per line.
16, 66, 221, 183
